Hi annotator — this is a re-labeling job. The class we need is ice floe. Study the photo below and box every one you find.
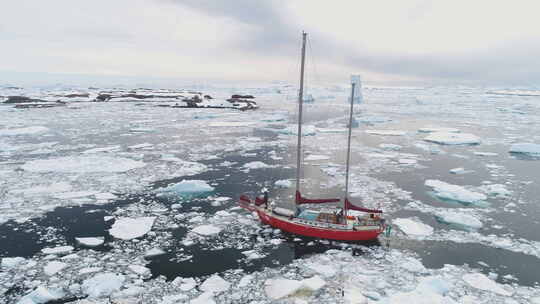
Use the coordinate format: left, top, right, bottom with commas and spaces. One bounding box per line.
418, 127, 460, 133
242, 161, 272, 170
393, 218, 434, 237
43, 261, 67, 276
16, 286, 65, 304
435, 211, 483, 229
21, 155, 145, 173
109, 217, 156, 240
366, 130, 407, 136
424, 132, 480, 145
304, 154, 330, 161
275, 179, 292, 188
75, 237, 104, 247
462, 273, 513, 296
200, 274, 231, 294
1, 257, 26, 269
0, 126, 49, 136
509, 143, 540, 155
82, 272, 125, 298
159, 180, 214, 196
41, 246, 74, 255
192, 224, 222, 236
425, 179, 487, 204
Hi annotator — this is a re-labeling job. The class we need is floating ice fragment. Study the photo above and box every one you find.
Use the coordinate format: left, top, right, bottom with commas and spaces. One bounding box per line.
264, 278, 303, 299
191, 291, 216, 304
343, 287, 368, 304
9, 182, 72, 196
474, 151, 498, 156
462, 273, 512, 296
209, 121, 254, 127
160, 180, 214, 196
435, 211, 482, 229
16, 286, 65, 304
128, 265, 150, 276
82, 273, 125, 298
400, 257, 426, 273
81, 145, 121, 154
21, 156, 145, 173
109, 217, 156, 240
41, 246, 74, 255
94, 192, 117, 200
305, 154, 330, 161
43, 261, 67, 276
192, 224, 222, 236
0, 126, 49, 136
424, 132, 480, 145
418, 127, 460, 133
302, 276, 326, 290
379, 143, 402, 151
75, 237, 104, 247
243, 161, 272, 169
393, 218, 434, 236
200, 274, 230, 294
449, 167, 471, 174
275, 179, 292, 188
366, 130, 406, 136
509, 143, 540, 155
425, 180, 486, 204
53, 191, 98, 199
479, 184, 511, 197
144, 247, 166, 258
279, 125, 316, 136
2, 257, 25, 268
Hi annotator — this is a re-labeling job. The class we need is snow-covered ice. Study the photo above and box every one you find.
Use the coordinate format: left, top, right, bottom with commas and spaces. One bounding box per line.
435, 211, 483, 229
424, 132, 480, 145
462, 273, 513, 296
43, 261, 67, 276
425, 179, 487, 204
21, 155, 145, 173
109, 217, 156, 240
192, 224, 222, 236
509, 143, 540, 155
200, 274, 231, 294
75, 237, 104, 247
82, 273, 125, 298
394, 218, 434, 236
160, 180, 214, 196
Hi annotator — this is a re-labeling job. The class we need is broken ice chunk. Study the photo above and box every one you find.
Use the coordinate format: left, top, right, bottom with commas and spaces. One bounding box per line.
424, 132, 480, 145
109, 217, 156, 240
192, 224, 222, 236
200, 274, 230, 294
159, 180, 214, 197
425, 180, 486, 204
393, 218, 434, 237
82, 273, 125, 298
462, 273, 513, 296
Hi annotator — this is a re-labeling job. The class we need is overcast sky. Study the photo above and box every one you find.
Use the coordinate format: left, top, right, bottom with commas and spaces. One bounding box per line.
1, 0, 539, 86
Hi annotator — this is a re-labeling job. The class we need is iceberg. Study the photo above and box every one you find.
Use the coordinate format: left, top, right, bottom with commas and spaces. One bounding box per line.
425, 180, 487, 204
393, 218, 434, 236
109, 217, 156, 240
21, 156, 145, 173
423, 132, 480, 145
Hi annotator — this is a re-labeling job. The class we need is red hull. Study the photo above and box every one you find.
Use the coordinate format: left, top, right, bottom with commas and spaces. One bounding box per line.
256, 209, 382, 241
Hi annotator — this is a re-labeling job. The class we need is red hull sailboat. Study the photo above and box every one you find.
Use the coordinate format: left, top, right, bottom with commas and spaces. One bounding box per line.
238, 32, 385, 241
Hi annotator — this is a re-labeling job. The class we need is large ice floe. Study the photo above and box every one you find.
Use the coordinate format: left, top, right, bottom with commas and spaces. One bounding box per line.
109, 217, 156, 240
159, 180, 214, 197
425, 179, 487, 204
423, 132, 480, 145
20, 155, 146, 173
393, 218, 434, 237
509, 143, 540, 155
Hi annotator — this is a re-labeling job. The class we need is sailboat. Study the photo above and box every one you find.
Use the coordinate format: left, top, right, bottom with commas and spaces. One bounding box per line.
238, 32, 385, 241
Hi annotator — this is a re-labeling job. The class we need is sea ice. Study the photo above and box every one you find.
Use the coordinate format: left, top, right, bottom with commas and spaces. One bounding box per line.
0, 126, 49, 136
160, 180, 214, 196
242, 161, 272, 169
509, 143, 540, 155
109, 217, 156, 240
82, 273, 125, 298
425, 180, 487, 204
41, 246, 74, 255
462, 273, 512, 296
191, 291, 216, 304
279, 125, 316, 136
192, 224, 222, 236
144, 247, 166, 257
474, 151, 498, 156
16, 286, 65, 304
21, 156, 145, 173
128, 264, 150, 276
479, 184, 511, 197
435, 211, 483, 229
275, 179, 292, 188
302, 276, 326, 290
1, 257, 25, 268
366, 130, 406, 136
200, 274, 231, 294
418, 127, 460, 133
393, 218, 434, 236
43, 261, 67, 276
304, 154, 330, 161
75, 237, 104, 247
264, 278, 303, 299
209, 121, 254, 127
424, 132, 480, 145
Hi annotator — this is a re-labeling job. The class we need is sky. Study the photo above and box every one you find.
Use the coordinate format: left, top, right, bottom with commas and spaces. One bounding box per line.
1, 0, 539, 87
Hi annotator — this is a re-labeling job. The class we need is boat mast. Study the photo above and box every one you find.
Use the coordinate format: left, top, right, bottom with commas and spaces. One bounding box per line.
344, 82, 356, 217
295, 31, 307, 196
